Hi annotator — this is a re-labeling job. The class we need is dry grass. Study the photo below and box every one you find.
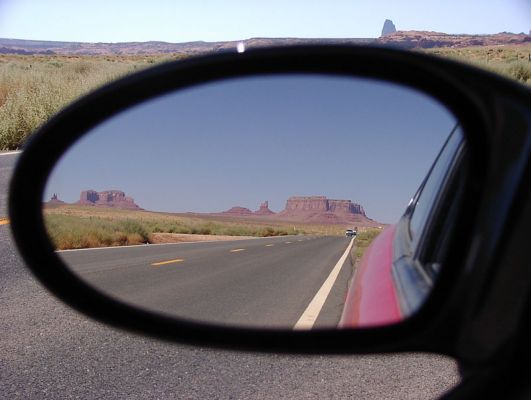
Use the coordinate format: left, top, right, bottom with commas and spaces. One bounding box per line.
45, 214, 150, 249
1, 46, 530, 150
149, 232, 256, 244
0, 55, 169, 150
44, 205, 330, 250
423, 45, 531, 85
43, 205, 385, 250
43, 205, 375, 249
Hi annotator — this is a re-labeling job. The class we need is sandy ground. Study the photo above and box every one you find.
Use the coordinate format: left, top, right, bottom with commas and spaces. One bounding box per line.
150, 232, 256, 244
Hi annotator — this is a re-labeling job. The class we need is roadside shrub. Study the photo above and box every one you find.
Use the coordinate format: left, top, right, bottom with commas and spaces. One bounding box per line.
508, 62, 531, 83
119, 219, 150, 242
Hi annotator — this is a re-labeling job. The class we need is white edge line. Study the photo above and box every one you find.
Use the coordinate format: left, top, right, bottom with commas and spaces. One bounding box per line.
293, 238, 355, 330
0, 150, 22, 156
56, 235, 302, 253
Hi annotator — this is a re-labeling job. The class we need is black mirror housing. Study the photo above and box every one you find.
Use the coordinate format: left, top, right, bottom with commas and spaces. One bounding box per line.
8, 45, 531, 361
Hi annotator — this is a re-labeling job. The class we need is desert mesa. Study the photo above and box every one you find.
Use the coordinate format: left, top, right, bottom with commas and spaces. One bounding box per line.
46, 191, 380, 227
213, 196, 376, 226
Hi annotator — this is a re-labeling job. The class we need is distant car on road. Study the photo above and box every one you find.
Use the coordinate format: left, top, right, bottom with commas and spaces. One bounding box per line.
345, 229, 357, 237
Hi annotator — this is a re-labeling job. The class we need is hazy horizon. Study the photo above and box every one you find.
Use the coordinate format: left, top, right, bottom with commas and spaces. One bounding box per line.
48, 192, 366, 215
1, 28, 529, 46
1, 1, 529, 43
44, 74, 456, 225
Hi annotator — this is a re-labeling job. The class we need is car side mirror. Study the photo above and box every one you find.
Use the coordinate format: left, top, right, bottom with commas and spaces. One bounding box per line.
9, 45, 525, 355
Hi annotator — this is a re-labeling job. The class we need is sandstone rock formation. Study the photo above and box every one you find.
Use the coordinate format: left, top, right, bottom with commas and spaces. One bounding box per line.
381, 19, 397, 37
220, 201, 275, 217
283, 196, 328, 212
77, 190, 142, 210
281, 196, 365, 216
214, 196, 377, 226
278, 196, 371, 224
220, 206, 254, 216
254, 201, 275, 215
45, 193, 66, 207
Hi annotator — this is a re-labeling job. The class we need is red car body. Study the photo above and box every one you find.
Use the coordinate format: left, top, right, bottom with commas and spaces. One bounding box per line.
340, 124, 465, 328
340, 226, 401, 327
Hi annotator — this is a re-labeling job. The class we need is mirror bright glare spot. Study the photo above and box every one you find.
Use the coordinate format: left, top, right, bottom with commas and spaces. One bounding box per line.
237, 42, 245, 53
43, 74, 459, 330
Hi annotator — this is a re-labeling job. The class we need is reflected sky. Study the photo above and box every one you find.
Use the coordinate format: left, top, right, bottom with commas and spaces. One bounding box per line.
45, 74, 456, 224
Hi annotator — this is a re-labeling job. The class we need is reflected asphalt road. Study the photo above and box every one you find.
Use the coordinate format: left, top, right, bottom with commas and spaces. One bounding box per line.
0, 151, 460, 399
0, 151, 20, 218
60, 235, 354, 328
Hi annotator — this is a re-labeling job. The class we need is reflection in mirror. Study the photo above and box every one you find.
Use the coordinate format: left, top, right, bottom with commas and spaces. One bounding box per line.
43, 74, 462, 329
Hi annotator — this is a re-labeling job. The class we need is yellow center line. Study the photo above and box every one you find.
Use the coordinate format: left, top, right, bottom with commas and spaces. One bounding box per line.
230, 248, 246, 253
0, 218, 9, 226
265, 244, 274, 247
151, 258, 184, 266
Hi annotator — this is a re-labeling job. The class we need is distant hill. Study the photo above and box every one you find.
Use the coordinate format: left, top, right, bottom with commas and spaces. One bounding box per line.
378, 31, 531, 49
0, 37, 374, 56
0, 32, 529, 56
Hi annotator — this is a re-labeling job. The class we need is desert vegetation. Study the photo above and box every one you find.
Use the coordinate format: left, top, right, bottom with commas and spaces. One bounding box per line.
0, 54, 181, 150
44, 204, 384, 250
1, 45, 530, 150
46, 214, 151, 249
44, 205, 315, 250
423, 45, 531, 84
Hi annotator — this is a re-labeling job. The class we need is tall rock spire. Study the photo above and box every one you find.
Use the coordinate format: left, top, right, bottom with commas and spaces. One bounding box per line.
381, 19, 397, 37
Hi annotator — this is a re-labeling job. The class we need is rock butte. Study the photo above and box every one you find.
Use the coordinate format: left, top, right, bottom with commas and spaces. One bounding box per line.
254, 201, 275, 216
77, 190, 142, 210
219, 201, 274, 217
381, 19, 397, 37
221, 206, 254, 216
45, 193, 66, 207
278, 196, 374, 225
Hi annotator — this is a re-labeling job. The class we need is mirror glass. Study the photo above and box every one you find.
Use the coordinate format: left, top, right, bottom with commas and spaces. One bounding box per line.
43, 74, 461, 329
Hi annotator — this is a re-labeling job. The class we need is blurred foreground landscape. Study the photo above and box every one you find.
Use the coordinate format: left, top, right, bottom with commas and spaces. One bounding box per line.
1, 32, 530, 150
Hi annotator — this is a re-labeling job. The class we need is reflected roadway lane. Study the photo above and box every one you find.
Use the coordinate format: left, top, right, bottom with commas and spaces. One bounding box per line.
60, 235, 354, 328
0, 151, 20, 218
0, 151, 460, 399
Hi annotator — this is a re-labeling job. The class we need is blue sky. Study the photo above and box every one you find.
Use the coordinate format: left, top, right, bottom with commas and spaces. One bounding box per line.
1, 0, 529, 42
45, 75, 456, 224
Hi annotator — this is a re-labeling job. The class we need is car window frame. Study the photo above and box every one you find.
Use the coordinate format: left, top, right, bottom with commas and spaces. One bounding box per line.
408, 125, 464, 253
392, 124, 466, 316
